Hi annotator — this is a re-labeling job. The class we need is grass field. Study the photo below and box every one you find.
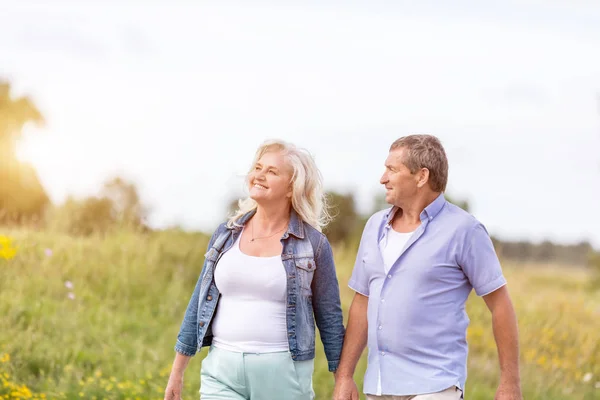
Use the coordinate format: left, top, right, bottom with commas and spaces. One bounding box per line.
1, 229, 599, 399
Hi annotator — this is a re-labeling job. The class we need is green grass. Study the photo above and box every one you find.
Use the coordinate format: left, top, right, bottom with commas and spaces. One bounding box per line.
1, 229, 599, 399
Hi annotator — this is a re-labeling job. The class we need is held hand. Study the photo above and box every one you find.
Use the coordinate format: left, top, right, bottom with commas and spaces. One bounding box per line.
495, 381, 522, 400
164, 374, 184, 400
333, 375, 359, 400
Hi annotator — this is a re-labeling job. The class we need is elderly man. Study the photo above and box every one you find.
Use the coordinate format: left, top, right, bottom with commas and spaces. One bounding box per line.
333, 135, 522, 400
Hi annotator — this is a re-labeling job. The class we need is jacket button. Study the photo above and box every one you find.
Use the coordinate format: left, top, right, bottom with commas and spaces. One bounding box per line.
308, 262, 313, 269
207, 295, 213, 301
199, 321, 205, 327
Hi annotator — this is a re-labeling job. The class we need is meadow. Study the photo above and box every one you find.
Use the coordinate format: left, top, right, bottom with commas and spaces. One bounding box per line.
0, 229, 599, 400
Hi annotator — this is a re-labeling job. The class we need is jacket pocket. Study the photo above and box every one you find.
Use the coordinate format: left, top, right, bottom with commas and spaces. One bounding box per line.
295, 258, 316, 292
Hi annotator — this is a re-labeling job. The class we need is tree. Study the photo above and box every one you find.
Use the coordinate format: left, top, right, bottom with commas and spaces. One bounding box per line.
0, 80, 48, 223
444, 194, 470, 213
51, 196, 116, 236
323, 191, 361, 245
0, 81, 44, 158
100, 176, 147, 227
46, 176, 149, 236
371, 192, 389, 214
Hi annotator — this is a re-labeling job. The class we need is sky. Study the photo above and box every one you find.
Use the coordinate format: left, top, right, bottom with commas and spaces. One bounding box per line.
1, 0, 600, 247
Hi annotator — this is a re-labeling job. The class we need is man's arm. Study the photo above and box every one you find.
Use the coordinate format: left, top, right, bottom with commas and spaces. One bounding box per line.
333, 293, 368, 400
483, 286, 522, 400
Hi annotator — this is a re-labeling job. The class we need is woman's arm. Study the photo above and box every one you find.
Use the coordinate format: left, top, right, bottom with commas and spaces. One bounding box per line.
166, 228, 221, 398
312, 235, 346, 372
164, 352, 192, 400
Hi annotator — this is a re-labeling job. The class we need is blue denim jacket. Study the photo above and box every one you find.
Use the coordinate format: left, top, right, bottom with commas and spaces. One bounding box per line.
174, 209, 345, 372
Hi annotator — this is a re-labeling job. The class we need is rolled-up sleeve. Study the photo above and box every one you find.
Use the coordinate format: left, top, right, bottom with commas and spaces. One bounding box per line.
459, 222, 507, 297
348, 220, 373, 297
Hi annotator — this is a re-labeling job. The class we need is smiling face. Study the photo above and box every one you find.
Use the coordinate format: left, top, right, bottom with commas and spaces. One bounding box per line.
380, 147, 428, 206
248, 150, 294, 205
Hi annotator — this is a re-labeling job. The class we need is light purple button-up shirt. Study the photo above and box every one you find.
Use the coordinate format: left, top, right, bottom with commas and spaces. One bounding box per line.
349, 194, 506, 396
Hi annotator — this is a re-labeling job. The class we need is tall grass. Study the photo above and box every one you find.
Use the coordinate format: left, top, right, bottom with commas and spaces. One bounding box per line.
1, 229, 599, 399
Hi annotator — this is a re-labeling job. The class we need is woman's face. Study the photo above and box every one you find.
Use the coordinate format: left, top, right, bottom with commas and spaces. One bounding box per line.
248, 150, 293, 205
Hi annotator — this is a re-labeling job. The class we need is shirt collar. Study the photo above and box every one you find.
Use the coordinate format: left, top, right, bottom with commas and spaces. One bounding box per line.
383, 193, 447, 225
421, 193, 447, 222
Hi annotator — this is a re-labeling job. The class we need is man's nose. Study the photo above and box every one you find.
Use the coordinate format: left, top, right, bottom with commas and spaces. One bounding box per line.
380, 173, 388, 185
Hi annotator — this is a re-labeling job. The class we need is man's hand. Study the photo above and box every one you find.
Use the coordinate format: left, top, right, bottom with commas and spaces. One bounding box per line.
332, 293, 368, 400
333, 374, 359, 400
495, 380, 522, 400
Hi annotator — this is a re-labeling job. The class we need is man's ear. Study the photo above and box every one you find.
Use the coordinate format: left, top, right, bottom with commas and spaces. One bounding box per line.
416, 168, 430, 188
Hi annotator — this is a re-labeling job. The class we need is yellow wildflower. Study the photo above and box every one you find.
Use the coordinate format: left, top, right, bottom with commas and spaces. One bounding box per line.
0, 235, 11, 247
0, 236, 17, 260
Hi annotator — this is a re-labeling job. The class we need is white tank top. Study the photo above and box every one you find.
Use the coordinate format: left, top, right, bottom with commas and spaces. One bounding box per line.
211, 232, 289, 353
377, 226, 414, 395
380, 227, 415, 274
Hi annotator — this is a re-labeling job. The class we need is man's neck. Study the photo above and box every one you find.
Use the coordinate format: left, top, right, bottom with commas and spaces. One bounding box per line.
392, 192, 441, 229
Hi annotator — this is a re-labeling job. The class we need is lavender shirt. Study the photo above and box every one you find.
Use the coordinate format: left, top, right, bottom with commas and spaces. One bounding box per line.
349, 194, 506, 396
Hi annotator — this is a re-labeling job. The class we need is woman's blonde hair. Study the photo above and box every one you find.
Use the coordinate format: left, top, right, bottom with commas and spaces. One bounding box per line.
227, 139, 332, 232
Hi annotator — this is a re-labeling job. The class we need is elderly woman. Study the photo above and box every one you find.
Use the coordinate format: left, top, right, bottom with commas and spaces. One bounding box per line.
164, 139, 345, 400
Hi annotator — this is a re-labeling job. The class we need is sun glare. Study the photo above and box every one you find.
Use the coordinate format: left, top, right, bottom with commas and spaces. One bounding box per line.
15, 125, 54, 167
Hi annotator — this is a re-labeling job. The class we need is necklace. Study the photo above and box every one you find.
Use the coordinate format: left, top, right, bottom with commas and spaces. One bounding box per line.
250, 219, 288, 242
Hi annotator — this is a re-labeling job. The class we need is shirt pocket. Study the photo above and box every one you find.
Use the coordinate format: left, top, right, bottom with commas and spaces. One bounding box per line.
294, 257, 317, 292
362, 249, 382, 274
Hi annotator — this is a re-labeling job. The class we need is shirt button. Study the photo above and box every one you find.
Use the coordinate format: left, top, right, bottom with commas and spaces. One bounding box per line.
381, 351, 385, 356
378, 325, 383, 330
381, 298, 385, 303
387, 274, 392, 279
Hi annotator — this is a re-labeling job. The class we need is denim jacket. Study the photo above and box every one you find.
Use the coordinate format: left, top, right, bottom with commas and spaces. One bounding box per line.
174, 209, 345, 372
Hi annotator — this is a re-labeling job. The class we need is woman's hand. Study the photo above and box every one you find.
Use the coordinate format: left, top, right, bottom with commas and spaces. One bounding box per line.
164, 352, 191, 400
164, 373, 184, 400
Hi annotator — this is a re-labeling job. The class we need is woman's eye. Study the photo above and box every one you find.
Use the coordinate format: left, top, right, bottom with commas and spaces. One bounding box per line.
268, 170, 276, 175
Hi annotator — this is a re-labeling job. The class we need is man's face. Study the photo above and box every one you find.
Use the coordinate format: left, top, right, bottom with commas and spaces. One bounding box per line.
380, 147, 420, 206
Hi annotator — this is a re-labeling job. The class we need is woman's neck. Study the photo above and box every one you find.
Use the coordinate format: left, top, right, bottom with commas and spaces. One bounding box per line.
252, 203, 291, 232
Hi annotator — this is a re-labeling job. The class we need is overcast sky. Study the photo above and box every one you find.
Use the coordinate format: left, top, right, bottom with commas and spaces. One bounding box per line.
2, 1, 599, 247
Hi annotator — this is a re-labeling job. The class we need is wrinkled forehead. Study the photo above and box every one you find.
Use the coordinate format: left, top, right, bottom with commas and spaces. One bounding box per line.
385, 147, 408, 167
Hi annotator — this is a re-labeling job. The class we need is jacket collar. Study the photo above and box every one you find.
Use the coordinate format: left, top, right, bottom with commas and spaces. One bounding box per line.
231, 207, 305, 239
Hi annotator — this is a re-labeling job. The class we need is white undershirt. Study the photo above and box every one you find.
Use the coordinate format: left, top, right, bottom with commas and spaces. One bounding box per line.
376, 227, 415, 395
211, 232, 289, 353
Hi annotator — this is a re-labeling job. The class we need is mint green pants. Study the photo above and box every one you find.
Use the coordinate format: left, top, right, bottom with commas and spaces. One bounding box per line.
200, 346, 315, 400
